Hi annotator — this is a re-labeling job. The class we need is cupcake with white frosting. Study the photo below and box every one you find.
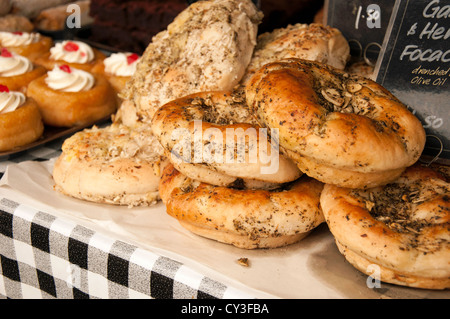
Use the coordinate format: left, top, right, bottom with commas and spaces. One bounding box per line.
0, 48, 46, 93
35, 40, 106, 72
0, 31, 53, 63
27, 64, 117, 127
0, 84, 44, 151
45, 64, 95, 92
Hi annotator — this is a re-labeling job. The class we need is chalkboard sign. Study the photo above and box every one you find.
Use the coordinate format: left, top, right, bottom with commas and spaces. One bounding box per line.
374, 0, 450, 163
325, 0, 395, 64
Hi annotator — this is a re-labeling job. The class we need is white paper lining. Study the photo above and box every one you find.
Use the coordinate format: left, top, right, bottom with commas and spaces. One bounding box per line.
0, 159, 447, 299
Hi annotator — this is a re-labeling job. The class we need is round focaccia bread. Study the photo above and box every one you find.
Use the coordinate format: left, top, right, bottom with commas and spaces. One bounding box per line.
240, 23, 350, 86
320, 165, 450, 290
119, 0, 263, 124
159, 163, 325, 249
245, 58, 426, 189
53, 123, 168, 207
151, 90, 302, 188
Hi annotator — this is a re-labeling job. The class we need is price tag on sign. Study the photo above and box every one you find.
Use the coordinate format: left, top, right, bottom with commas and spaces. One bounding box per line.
325, 0, 395, 64
374, 0, 450, 162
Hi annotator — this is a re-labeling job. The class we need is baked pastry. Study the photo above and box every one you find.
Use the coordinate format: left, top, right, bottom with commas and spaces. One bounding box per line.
240, 23, 350, 86
35, 40, 106, 73
53, 0, 261, 207
0, 48, 46, 93
10, 0, 73, 19
320, 165, 450, 290
53, 122, 168, 207
92, 51, 140, 98
245, 59, 426, 189
0, 31, 53, 63
0, 84, 44, 151
159, 163, 325, 249
0, 14, 34, 32
346, 60, 374, 79
34, 0, 93, 31
27, 64, 116, 127
151, 90, 302, 188
0, 0, 11, 16
119, 0, 263, 124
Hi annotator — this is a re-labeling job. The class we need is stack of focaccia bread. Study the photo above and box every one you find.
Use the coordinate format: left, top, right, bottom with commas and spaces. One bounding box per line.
52, 0, 449, 290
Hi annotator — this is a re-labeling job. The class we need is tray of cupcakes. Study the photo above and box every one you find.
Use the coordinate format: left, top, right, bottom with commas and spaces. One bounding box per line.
0, 30, 141, 157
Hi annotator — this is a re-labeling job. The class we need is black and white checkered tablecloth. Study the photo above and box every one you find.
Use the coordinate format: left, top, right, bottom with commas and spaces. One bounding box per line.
0, 136, 253, 299
0, 197, 249, 299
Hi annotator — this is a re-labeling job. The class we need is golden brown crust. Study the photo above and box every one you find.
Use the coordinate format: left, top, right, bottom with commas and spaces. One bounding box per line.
53, 155, 165, 207
0, 15, 34, 33
53, 123, 168, 207
91, 61, 130, 95
293, 155, 406, 190
159, 163, 324, 249
345, 60, 374, 79
245, 59, 426, 188
91, 62, 130, 105
0, 65, 46, 93
241, 23, 350, 85
151, 90, 302, 186
121, 0, 262, 123
105, 75, 129, 96
3, 36, 53, 63
335, 241, 450, 290
320, 165, 450, 289
27, 72, 117, 127
0, 98, 44, 151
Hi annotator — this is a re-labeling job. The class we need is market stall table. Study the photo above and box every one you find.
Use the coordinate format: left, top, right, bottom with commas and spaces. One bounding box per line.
0, 137, 448, 299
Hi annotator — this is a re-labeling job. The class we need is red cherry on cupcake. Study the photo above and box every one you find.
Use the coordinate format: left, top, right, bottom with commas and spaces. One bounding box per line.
63, 42, 79, 52
59, 65, 72, 73
1, 48, 13, 58
127, 53, 139, 65
0, 85, 10, 92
